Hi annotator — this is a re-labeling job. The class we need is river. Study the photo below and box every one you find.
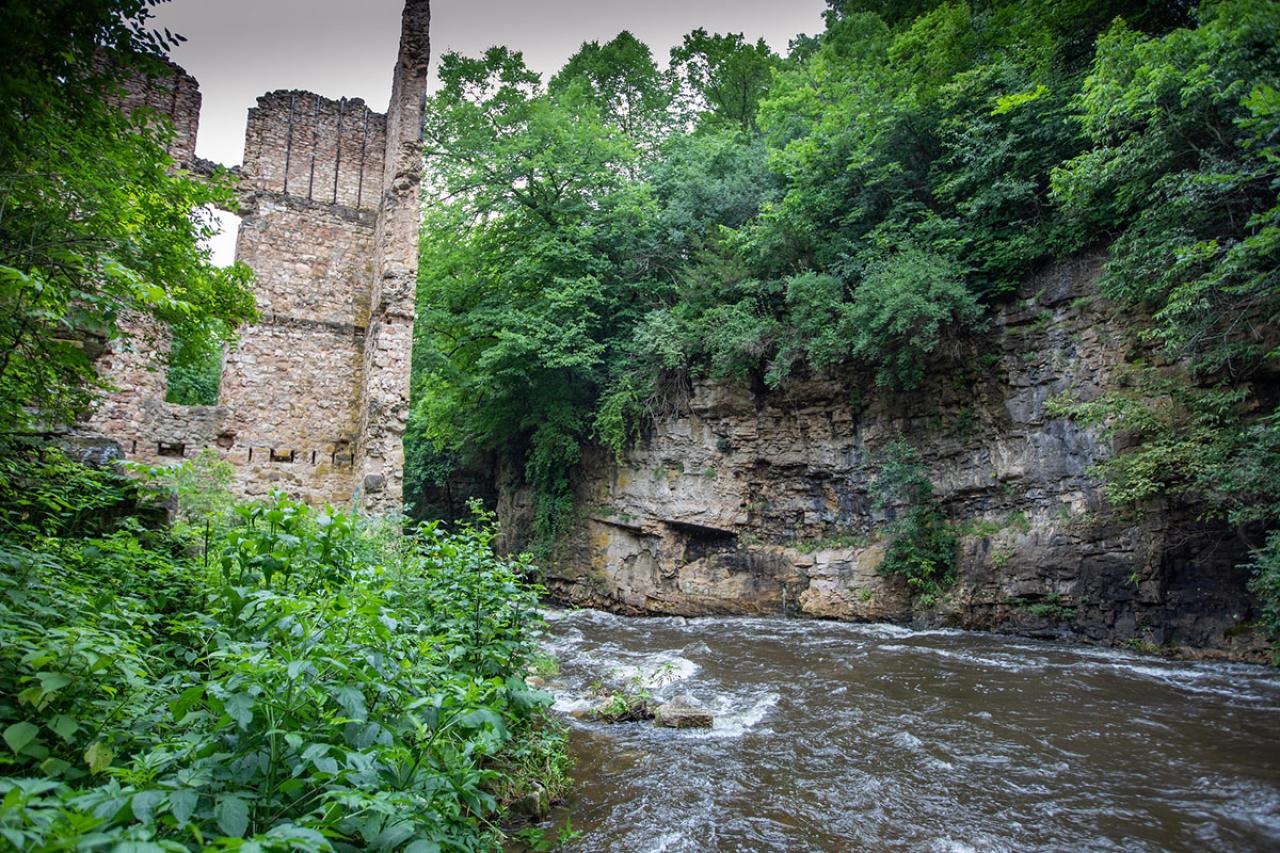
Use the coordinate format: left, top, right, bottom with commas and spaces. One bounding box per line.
536, 608, 1280, 852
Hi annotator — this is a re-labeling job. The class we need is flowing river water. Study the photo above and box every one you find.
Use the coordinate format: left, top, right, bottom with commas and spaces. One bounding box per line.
536, 609, 1280, 852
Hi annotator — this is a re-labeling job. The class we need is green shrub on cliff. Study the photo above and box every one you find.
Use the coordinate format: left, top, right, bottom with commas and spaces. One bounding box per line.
410, 0, 1280, 642
869, 441, 957, 602
1047, 0, 1280, 643
410, 2, 1187, 524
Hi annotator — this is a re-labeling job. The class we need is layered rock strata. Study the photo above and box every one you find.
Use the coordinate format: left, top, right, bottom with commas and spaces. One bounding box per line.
501, 254, 1267, 661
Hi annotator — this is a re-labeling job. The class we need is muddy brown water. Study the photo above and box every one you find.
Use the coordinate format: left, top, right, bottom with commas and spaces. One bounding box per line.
537, 609, 1280, 852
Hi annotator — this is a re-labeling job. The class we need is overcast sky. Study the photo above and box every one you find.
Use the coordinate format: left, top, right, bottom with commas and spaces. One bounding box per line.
149, 0, 827, 264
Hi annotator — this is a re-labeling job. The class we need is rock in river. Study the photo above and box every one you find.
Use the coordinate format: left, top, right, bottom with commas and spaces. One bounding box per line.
654, 694, 713, 729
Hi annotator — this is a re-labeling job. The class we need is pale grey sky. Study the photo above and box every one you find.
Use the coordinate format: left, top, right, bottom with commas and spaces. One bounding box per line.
150, 0, 827, 263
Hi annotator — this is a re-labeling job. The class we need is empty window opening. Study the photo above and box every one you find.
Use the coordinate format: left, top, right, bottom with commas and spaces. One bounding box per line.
165, 208, 242, 406
164, 321, 226, 406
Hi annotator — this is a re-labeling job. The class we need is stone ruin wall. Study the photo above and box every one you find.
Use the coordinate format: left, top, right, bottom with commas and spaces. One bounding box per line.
357, 0, 431, 514
83, 1, 429, 511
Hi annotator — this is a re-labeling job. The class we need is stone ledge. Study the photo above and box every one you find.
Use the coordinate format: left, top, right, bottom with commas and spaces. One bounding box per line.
244, 189, 378, 225
251, 313, 367, 338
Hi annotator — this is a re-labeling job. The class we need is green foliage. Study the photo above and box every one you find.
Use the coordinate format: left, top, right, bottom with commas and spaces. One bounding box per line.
412, 43, 670, 541
550, 30, 675, 146
0, 453, 567, 849
410, 1, 1163, 518
869, 441, 957, 599
669, 29, 782, 131
164, 322, 226, 406
0, 0, 255, 433
135, 448, 237, 529
955, 511, 1031, 538
1051, 0, 1280, 377
1248, 532, 1280, 648
1045, 1, 1280, 633
792, 532, 870, 554
770, 246, 984, 388
1044, 0, 1280, 644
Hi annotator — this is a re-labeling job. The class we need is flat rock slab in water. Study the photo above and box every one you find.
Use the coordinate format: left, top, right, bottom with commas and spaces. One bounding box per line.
654, 695, 713, 728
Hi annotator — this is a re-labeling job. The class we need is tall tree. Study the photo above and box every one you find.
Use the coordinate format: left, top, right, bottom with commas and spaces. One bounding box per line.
550, 31, 675, 146
416, 48, 660, 540
670, 29, 781, 131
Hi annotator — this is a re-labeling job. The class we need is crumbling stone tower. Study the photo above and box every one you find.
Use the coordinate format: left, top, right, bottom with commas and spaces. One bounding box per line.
85, 0, 430, 513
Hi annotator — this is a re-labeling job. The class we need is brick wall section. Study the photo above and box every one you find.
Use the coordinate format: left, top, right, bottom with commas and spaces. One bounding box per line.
221, 86, 389, 504
218, 321, 363, 503
242, 91, 387, 210
234, 190, 377, 325
107, 55, 202, 167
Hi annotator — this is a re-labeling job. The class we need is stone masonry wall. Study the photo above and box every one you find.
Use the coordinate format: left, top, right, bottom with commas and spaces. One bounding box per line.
105, 54, 202, 168
241, 91, 387, 211
84, 3, 429, 511
356, 0, 430, 513
504, 254, 1269, 662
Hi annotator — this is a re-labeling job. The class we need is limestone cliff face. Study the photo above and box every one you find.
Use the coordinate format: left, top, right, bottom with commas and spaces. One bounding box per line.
499, 253, 1268, 661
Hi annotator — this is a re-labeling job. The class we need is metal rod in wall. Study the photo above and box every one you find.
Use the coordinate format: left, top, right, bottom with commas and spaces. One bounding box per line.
283, 93, 295, 195
333, 98, 344, 205
357, 106, 369, 208
307, 93, 320, 201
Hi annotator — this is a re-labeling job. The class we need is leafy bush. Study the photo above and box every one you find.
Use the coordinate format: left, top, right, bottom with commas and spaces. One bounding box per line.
1248, 532, 1280, 653
870, 441, 957, 601
408, 0, 1280, 644
0, 454, 567, 850
407, 0, 1201, 536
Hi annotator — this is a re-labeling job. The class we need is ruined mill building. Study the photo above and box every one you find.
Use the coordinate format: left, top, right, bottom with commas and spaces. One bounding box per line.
85, 0, 430, 514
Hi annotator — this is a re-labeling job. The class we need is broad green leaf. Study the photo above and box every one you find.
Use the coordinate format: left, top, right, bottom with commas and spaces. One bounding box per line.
40, 757, 71, 776
225, 693, 255, 729
84, 741, 114, 773
37, 672, 72, 694
170, 684, 204, 720
48, 714, 79, 742
170, 789, 199, 825
216, 795, 250, 838
3, 722, 39, 754
334, 685, 368, 721
131, 790, 164, 825
405, 842, 442, 853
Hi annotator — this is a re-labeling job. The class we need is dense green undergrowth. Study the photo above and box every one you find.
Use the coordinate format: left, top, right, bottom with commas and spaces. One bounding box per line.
408, 0, 1280, 638
0, 451, 568, 850
0, 2, 570, 846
